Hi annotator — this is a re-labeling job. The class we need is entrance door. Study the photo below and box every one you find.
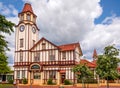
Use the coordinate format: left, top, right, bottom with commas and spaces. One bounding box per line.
61, 73, 65, 83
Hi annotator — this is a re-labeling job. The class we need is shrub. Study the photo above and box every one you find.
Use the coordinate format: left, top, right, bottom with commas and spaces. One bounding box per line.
8, 79, 13, 84
64, 79, 72, 85
86, 78, 97, 84
7, 75, 13, 84
77, 78, 97, 84
22, 78, 28, 84
47, 78, 53, 85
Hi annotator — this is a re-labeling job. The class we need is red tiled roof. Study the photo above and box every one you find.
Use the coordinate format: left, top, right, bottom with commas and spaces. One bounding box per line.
92, 60, 97, 65
117, 67, 120, 71
93, 49, 98, 59
22, 3, 33, 13
58, 43, 79, 51
80, 59, 96, 68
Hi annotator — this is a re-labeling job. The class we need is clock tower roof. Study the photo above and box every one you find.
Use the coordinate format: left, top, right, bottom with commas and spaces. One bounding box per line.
22, 3, 33, 13
19, 3, 36, 17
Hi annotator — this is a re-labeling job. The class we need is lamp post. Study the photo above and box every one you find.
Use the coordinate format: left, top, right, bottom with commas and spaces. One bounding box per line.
30, 71, 33, 88
30, 79, 33, 88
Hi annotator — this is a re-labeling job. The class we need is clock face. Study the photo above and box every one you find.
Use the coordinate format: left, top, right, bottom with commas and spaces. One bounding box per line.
32, 27, 36, 33
20, 25, 25, 32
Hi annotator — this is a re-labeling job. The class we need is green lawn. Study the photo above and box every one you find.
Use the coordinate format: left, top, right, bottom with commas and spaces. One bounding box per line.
0, 84, 14, 88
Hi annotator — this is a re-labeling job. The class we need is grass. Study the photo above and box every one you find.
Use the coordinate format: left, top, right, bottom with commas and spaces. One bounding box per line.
0, 84, 14, 88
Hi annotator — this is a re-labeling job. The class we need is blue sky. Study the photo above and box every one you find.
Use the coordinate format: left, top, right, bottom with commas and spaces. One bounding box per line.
1, 0, 120, 23
0, 0, 120, 66
95, 0, 120, 24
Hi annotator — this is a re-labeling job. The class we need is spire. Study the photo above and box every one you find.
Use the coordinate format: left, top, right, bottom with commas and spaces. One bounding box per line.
93, 49, 98, 60
22, 3, 34, 13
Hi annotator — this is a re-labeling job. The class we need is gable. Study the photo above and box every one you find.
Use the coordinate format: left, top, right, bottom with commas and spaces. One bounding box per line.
75, 43, 83, 56
30, 37, 58, 51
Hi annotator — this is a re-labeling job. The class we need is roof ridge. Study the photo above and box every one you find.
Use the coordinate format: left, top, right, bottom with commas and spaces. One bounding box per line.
58, 42, 79, 47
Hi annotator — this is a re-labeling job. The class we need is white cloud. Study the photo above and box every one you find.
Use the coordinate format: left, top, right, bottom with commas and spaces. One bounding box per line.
82, 16, 120, 59
21, 0, 120, 61
22, 0, 102, 45
1, 0, 120, 65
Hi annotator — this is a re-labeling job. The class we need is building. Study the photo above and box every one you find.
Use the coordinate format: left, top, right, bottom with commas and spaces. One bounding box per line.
14, 3, 83, 85
0, 66, 14, 83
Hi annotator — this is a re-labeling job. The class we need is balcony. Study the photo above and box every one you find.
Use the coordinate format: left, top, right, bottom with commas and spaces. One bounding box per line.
14, 60, 76, 67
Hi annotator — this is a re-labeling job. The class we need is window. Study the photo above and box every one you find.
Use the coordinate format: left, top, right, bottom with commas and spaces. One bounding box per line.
34, 53, 40, 62
42, 43, 46, 50
62, 52, 66, 59
22, 71, 25, 78
49, 55, 55, 61
20, 51, 23, 62
33, 16, 36, 23
49, 71, 56, 79
49, 50, 55, 61
34, 72, 40, 79
27, 14, 31, 21
17, 71, 20, 79
21, 14, 24, 21
20, 39, 23, 48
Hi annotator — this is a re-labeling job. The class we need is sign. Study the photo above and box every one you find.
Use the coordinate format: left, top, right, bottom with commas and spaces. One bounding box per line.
31, 65, 40, 70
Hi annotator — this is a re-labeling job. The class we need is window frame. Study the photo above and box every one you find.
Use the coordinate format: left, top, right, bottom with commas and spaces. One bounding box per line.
42, 43, 46, 50
49, 71, 56, 79
22, 71, 25, 78
20, 51, 23, 62
62, 51, 66, 59
34, 52, 40, 62
17, 71, 20, 79
20, 39, 23, 48
27, 14, 31, 21
49, 50, 55, 61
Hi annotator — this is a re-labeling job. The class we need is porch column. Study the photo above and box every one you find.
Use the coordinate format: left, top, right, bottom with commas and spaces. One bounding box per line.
57, 71, 60, 85
28, 71, 31, 84
41, 72, 43, 85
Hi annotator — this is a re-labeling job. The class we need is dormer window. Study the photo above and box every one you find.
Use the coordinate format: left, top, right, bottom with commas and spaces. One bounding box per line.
27, 14, 31, 21
42, 43, 46, 50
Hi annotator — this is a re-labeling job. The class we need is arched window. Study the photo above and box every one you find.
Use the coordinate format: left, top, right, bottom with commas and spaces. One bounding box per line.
27, 14, 31, 21
31, 65, 40, 69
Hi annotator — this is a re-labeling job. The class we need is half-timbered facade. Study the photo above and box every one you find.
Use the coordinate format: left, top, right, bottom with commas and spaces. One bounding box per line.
14, 3, 83, 85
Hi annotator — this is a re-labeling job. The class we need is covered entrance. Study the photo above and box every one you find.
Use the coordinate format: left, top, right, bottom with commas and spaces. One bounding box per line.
29, 64, 41, 85
60, 70, 66, 84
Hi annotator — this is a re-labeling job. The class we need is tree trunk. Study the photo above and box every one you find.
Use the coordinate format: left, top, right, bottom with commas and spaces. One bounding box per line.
107, 77, 109, 88
82, 78, 85, 88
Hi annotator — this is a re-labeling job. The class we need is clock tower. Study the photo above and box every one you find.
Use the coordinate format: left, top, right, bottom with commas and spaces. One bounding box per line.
14, 3, 39, 83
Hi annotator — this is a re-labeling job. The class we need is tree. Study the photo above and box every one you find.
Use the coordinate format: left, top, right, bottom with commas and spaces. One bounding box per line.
0, 14, 14, 52
72, 64, 93, 88
0, 14, 14, 74
96, 45, 120, 88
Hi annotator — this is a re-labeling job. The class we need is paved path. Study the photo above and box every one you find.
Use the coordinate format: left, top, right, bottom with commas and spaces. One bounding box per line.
15, 85, 120, 88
